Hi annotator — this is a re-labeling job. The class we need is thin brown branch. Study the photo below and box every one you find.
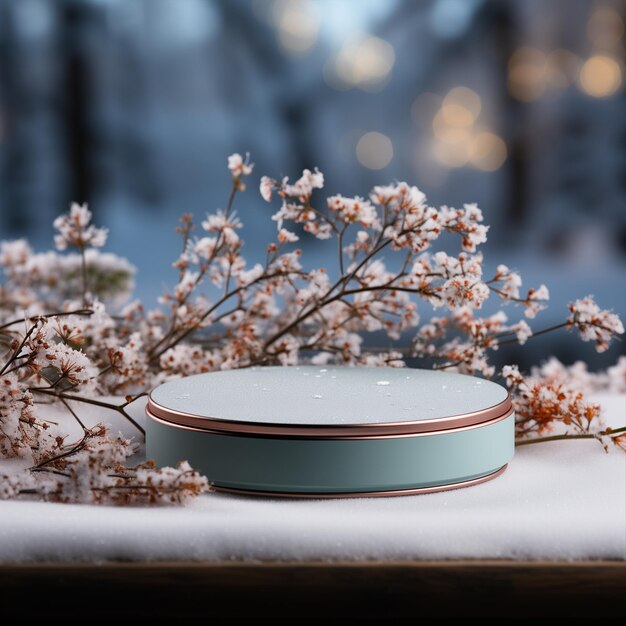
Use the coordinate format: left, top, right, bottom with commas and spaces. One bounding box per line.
337, 224, 346, 277
263, 281, 440, 351
60, 397, 87, 431
29, 468, 71, 478
80, 245, 88, 306
0, 308, 94, 331
224, 180, 239, 218
0, 321, 40, 377
497, 322, 569, 346
149, 181, 240, 359
515, 426, 626, 446
120, 392, 149, 409
31, 388, 145, 436
29, 430, 92, 471
149, 270, 301, 362
303, 200, 340, 235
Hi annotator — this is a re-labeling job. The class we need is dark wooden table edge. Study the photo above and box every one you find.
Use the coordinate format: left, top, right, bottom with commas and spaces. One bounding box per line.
2, 557, 625, 568
2, 559, 624, 617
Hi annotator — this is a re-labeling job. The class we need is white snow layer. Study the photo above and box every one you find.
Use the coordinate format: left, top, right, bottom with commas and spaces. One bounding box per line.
0, 393, 624, 563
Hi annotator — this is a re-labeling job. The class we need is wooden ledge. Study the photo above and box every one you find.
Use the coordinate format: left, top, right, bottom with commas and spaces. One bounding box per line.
2, 560, 624, 617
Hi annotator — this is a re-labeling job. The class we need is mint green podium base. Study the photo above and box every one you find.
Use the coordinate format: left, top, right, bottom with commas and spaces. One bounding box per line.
146, 411, 514, 496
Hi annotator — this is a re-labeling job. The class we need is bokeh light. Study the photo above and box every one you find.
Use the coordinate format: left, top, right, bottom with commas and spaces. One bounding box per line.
327, 36, 395, 91
579, 55, 623, 98
432, 138, 470, 168
470, 132, 507, 171
432, 117, 472, 145
432, 87, 481, 139
427, 86, 505, 172
508, 47, 548, 101
274, 0, 320, 55
587, 7, 624, 49
442, 87, 481, 122
356, 132, 394, 169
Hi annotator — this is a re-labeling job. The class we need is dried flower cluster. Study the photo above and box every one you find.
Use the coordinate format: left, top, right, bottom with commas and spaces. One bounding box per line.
0, 154, 624, 504
504, 357, 626, 450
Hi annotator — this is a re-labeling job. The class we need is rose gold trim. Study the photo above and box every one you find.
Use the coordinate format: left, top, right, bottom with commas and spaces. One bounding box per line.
146, 404, 514, 440
147, 393, 512, 437
211, 464, 508, 498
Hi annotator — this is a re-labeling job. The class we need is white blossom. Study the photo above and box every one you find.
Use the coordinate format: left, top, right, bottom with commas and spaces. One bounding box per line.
568, 295, 624, 352
296, 269, 330, 305
513, 320, 533, 344
237, 263, 264, 287
438, 203, 488, 252
201, 211, 242, 246
194, 237, 218, 260
327, 195, 381, 229
260, 176, 276, 202
493, 264, 522, 300
227, 153, 254, 177
524, 284, 550, 318
105, 332, 148, 387
303, 220, 333, 240
53, 203, 108, 251
281, 167, 324, 198
160, 344, 223, 375
173, 271, 199, 301
278, 228, 299, 243
0, 239, 32, 267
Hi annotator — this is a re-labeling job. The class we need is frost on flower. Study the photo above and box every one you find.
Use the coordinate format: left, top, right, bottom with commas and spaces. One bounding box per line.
3, 424, 209, 504
53, 203, 108, 251
105, 332, 148, 389
160, 344, 223, 376
492, 264, 522, 300
0, 373, 37, 458
438, 203, 488, 252
529, 356, 626, 394
173, 270, 200, 302
523, 284, 550, 319
502, 363, 622, 450
201, 210, 242, 246
281, 167, 324, 198
14, 322, 97, 394
567, 295, 624, 352
483, 264, 549, 318
0, 239, 32, 267
434, 252, 489, 310
278, 228, 299, 243
268, 167, 331, 239
260, 176, 276, 202
227, 152, 254, 178
1, 243, 135, 307
237, 262, 265, 287
512, 320, 533, 345
412, 308, 537, 377
227, 153, 254, 192
327, 195, 381, 229
193, 236, 218, 261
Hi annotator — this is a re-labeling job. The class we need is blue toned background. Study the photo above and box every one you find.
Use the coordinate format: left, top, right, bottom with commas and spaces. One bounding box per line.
0, 0, 624, 369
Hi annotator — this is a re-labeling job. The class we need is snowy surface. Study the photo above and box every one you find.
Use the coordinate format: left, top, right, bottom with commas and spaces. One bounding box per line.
0, 394, 624, 563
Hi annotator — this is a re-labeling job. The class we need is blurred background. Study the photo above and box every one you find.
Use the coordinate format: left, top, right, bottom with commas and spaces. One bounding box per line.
0, 0, 624, 369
